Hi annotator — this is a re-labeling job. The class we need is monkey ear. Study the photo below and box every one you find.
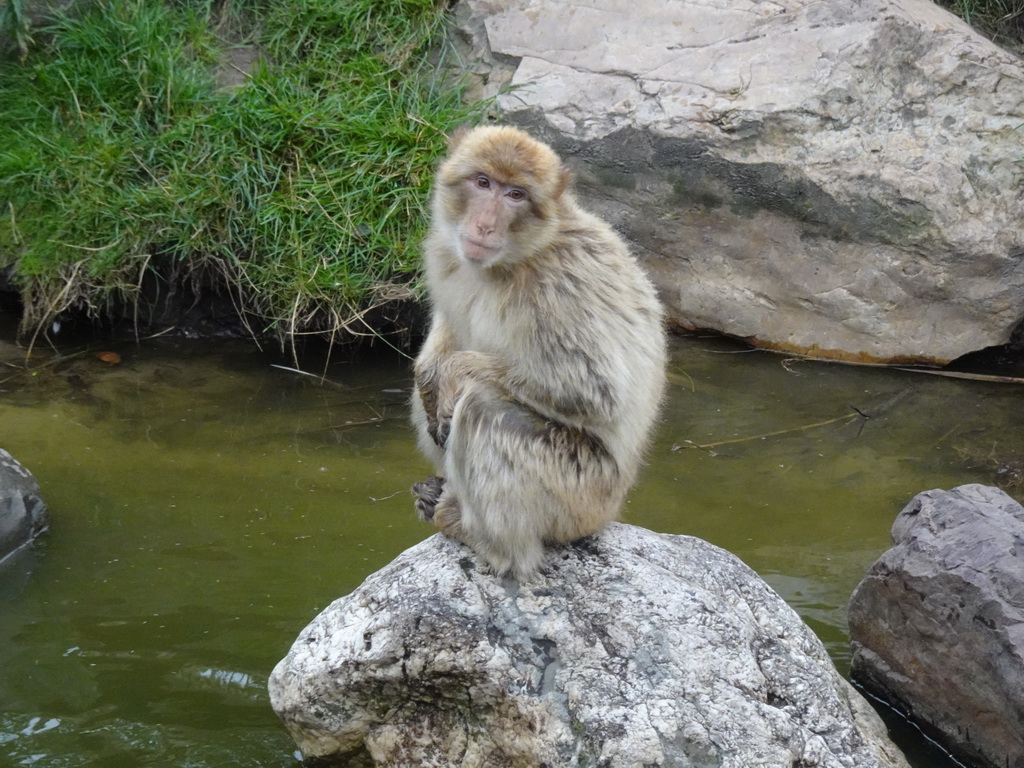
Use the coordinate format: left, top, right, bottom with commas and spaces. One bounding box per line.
446, 125, 472, 152
555, 165, 574, 199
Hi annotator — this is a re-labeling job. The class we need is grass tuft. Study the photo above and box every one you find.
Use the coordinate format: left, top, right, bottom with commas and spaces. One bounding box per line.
0, 0, 481, 347
933, 0, 1024, 51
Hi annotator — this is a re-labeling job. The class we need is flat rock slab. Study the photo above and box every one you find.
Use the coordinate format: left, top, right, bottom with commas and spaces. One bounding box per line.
453, 0, 1024, 363
849, 484, 1024, 768
271, 523, 908, 767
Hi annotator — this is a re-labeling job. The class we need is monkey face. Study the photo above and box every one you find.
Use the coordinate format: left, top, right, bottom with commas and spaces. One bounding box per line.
434, 126, 571, 270
454, 172, 532, 267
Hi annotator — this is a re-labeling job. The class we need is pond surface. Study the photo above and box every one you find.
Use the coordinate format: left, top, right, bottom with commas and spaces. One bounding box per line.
2, 311, 1020, 767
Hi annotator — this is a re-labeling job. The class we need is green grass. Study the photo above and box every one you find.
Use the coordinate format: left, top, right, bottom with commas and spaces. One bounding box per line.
2, 0, 1019, 350
0, 0, 33, 59
934, 0, 1024, 50
0, 0, 481, 346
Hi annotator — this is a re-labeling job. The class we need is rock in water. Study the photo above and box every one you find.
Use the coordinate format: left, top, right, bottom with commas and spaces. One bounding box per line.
849, 484, 1024, 768
270, 523, 908, 767
0, 448, 49, 564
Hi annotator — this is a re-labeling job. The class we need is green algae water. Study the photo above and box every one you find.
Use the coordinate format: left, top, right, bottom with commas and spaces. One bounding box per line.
2, 316, 1018, 767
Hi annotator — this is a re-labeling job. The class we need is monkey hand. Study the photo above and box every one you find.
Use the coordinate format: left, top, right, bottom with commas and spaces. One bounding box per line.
433, 389, 456, 448
433, 350, 507, 447
414, 368, 447, 447
412, 476, 445, 521
411, 477, 463, 542
424, 356, 463, 448
432, 420, 450, 448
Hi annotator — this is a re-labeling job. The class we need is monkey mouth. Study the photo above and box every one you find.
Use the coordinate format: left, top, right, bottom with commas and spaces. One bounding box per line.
462, 238, 499, 264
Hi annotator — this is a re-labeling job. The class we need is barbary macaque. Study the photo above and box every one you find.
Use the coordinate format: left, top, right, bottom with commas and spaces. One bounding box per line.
411, 125, 666, 578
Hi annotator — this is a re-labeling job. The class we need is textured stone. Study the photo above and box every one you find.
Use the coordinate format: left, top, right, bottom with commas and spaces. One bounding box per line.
849, 484, 1024, 768
270, 523, 908, 767
452, 0, 1024, 364
0, 448, 49, 564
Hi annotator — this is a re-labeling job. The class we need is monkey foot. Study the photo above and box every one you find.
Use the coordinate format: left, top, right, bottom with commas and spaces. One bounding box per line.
412, 476, 445, 522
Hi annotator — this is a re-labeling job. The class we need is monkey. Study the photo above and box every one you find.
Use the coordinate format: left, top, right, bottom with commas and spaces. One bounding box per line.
411, 125, 667, 579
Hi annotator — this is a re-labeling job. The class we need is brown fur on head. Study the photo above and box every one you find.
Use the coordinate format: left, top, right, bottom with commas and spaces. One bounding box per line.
439, 126, 573, 219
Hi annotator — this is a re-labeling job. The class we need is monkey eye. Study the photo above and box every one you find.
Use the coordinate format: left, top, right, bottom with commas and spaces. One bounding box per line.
506, 188, 527, 202
474, 174, 491, 189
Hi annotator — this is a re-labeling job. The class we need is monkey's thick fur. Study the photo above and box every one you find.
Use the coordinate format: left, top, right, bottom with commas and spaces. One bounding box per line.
411, 125, 667, 578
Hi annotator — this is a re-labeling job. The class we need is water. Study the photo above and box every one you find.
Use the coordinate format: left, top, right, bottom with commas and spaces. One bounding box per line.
2, 314, 1018, 767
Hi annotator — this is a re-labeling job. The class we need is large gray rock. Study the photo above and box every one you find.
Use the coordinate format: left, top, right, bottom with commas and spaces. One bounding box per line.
270, 523, 908, 767
0, 448, 49, 563
453, 0, 1024, 364
849, 484, 1024, 768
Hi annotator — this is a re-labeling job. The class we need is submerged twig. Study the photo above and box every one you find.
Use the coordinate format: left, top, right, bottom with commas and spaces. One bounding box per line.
270, 363, 344, 388
673, 410, 862, 452
668, 367, 696, 393
0, 349, 89, 385
895, 367, 1024, 384
140, 326, 177, 340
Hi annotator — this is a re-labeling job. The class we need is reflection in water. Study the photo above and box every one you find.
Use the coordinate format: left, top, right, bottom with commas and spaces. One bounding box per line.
1, 322, 1017, 767
196, 667, 259, 690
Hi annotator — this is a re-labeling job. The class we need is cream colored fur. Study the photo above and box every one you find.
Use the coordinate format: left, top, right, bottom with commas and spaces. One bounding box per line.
412, 126, 667, 578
